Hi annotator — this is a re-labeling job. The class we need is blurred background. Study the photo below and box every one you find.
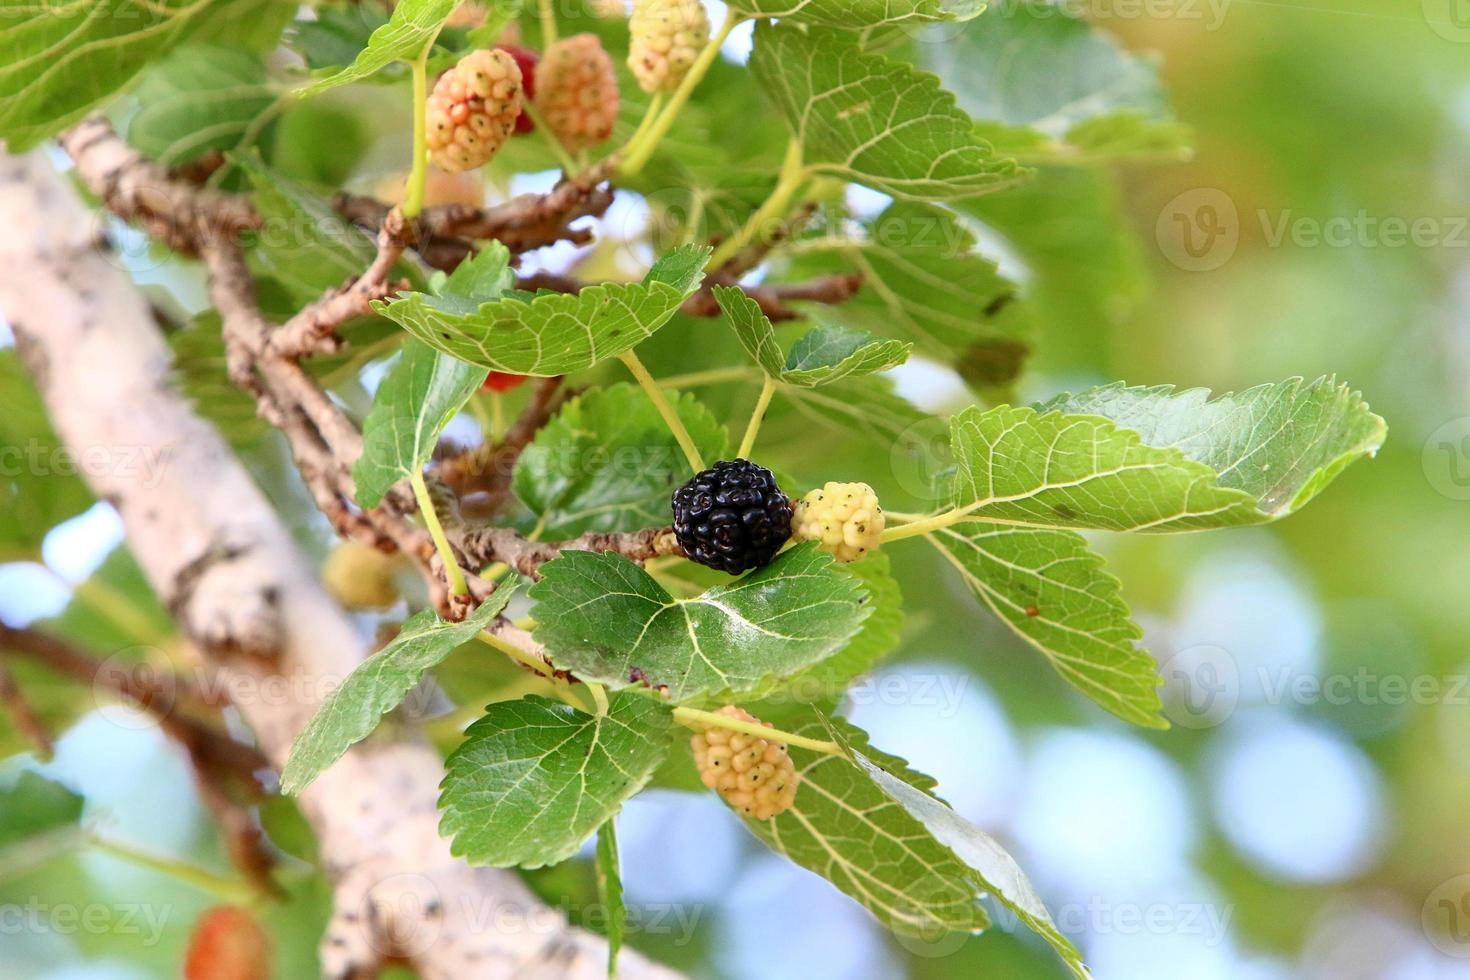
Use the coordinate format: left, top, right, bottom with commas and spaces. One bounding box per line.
4, 0, 1470, 978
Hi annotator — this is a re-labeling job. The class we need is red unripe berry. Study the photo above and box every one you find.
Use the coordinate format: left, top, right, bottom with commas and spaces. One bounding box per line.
497, 44, 540, 134
184, 906, 271, 980
483, 372, 529, 392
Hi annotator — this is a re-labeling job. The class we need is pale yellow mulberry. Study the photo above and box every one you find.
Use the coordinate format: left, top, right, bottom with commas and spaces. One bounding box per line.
792, 482, 885, 563
628, 0, 710, 94
535, 34, 620, 152
691, 706, 800, 820
322, 540, 402, 612
426, 49, 525, 173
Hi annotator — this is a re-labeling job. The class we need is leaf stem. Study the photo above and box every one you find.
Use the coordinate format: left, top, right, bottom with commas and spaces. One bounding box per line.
538, 0, 558, 45
619, 351, 705, 473
411, 470, 467, 596
91, 835, 258, 905
658, 365, 761, 389
403, 49, 432, 219
621, 92, 665, 163
617, 8, 741, 178
672, 707, 845, 757
479, 629, 554, 680
737, 376, 777, 459
587, 681, 610, 716
879, 505, 980, 543
520, 99, 579, 174
706, 137, 806, 271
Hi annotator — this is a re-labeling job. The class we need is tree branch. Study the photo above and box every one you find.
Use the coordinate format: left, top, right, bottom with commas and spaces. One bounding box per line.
457, 526, 684, 578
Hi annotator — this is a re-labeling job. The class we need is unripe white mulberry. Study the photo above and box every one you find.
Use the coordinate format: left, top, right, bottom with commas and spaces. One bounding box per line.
426, 49, 525, 173
628, 0, 709, 94
322, 540, 402, 611
691, 706, 799, 820
535, 34, 620, 152
792, 482, 885, 563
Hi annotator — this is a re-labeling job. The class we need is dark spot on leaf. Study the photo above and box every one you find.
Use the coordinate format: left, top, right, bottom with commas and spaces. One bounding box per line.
1025, 605, 1040, 618
1053, 503, 1077, 520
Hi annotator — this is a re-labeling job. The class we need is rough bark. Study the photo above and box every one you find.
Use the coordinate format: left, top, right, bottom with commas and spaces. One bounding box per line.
0, 150, 681, 980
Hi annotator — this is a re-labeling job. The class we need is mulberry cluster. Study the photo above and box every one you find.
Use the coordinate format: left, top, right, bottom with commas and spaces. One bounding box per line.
628, 0, 710, 94
535, 34, 620, 152
791, 482, 885, 563
691, 706, 800, 820
426, 49, 525, 173
322, 541, 401, 611
672, 459, 793, 575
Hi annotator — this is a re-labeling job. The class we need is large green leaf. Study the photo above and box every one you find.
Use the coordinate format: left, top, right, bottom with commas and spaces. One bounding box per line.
512, 383, 728, 538
0, 772, 84, 851
922, 0, 1189, 163
730, 0, 984, 26
375, 246, 710, 376
297, 0, 457, 96
945, 404, 1265, 532
783, 202, 1030, 386
354, 338, 492, 508
0, 351, 94, 562
240, 158, 379, 304
530, 545, 870, 703
280, 586, 517, 795
822, 719, 1091, 978
713, 287, 910, 387
750, 23, 1025, 202
927, 524, 1162, 728
0, 0, 289, 148
1036, 378, 1388, 519
744, 716, 991, 937
127, 45, 276, 168
438, 692, 672, 868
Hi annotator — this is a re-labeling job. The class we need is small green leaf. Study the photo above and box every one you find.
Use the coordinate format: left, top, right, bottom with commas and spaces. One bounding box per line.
127, 46, 276, 168
927, 525, 1163, 728
375, 246, 711, 376
1035, 378, 1387, 519
0, 772, 84, 851
595, 820, 626, 976
280, 585, 517, 796
530, 545, 870, 703
239, 157, 379, 304
513, 383, 728, 538
0, 351, 94, 561
823, 720, 1091, 979
750, 24, 1026, 202
438, 693, 672, 868
354, 339, 494, 508
297, 0, 458, 97
730, 0, 984, 26
0, 0, 290, 149
712, 287, 910, 387
783, 202, 1029, 385
922, 0, 1189, 163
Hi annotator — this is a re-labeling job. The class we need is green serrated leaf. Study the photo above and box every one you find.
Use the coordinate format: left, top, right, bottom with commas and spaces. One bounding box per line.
0, 351, 94, 561
513, 383, 728, 538
730, 0, 984, 26
0, 772, 84, 851
821, 719, 1091, 979
376, 246, 711, 376
280, 585, 517, 795
0, 0, 290, 149
1036, 377, 1388, 519
354, 338, 493, 508
744, 715, 991, 936
127, 45, 277, 168
240, 157, 379, 304
783, 202, 1029, 384
922, 0, 1189, 163
712, 286, 910, 387
946, 405, 1263, 532
750, 23, 1026, 202
297, 0, 457, 97
438, 692, 672, 868
530, 545, 870, 703
595, 819, 626, 976
927, 524, 1163, 728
